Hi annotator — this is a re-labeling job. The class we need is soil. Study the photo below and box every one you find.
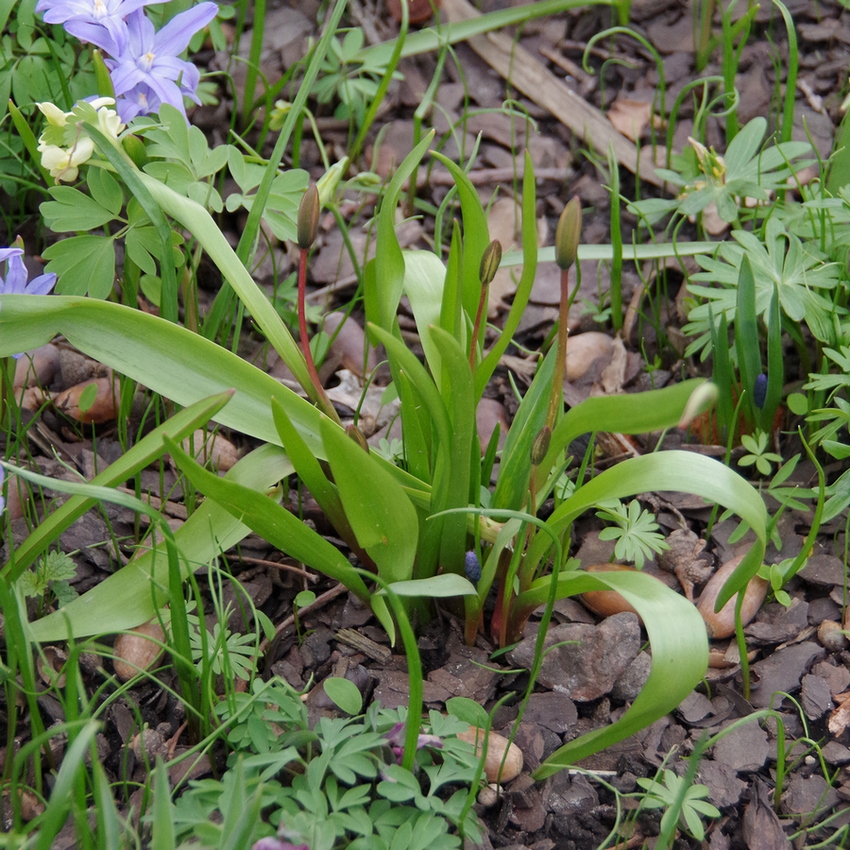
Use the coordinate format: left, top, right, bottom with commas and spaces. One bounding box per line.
4, 0, 850, 847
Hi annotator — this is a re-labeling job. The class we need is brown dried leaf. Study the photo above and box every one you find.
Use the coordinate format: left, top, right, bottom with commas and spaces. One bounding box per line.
608, 98, 653, 141
742, 778, 791, 850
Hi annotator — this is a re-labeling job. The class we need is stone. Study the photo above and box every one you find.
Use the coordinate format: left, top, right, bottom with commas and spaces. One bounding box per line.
712, 721, 769, 773
521, 691, 578, 734
507, 613, 641, 701
749, 642, 825, 709
801, 673, 834, 720
698, 759, 746, 808
780, 774, 840, 817
611, 651, 652, 701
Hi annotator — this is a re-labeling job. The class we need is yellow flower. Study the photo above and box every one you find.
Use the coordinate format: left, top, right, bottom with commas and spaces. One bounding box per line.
35, 98, 126, 183
37, 138, 95, 183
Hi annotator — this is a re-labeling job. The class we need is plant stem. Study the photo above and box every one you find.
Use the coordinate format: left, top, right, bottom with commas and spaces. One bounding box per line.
298, 247, 336, 419
469, 284, 488, 371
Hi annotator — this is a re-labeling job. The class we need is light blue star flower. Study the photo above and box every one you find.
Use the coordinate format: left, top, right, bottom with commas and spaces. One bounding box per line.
0, 248, 57, 297
107, 3, 218, 121
34, 0, 157, 56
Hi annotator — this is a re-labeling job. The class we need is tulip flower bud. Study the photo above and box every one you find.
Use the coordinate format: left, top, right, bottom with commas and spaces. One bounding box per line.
479, 239, 502, 287
554, 197, 582, 271
346, 424, 369, 453
297, 184, 320, 250
530, 425, 551, 466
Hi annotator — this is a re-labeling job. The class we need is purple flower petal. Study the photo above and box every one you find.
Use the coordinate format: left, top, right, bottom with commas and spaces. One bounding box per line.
105, 4, 217, 120
153, 2, 217, 56
63, 18, 126, 55
26, 273, 58, 296
3, 253, 30, 294
0, 247, 23, 264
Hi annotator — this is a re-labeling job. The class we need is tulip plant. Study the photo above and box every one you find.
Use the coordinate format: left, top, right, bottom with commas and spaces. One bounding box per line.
0, 0, 772, 781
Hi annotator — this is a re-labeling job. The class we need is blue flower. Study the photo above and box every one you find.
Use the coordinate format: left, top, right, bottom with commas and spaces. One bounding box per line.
34, 0, 157, 56
0, 247, 56, 297
106, 3, 218, 121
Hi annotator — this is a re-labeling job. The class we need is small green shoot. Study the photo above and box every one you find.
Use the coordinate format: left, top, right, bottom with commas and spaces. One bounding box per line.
18, 550, 79, 613
595, 499, 670, 569
738, 431, 783, 476
293, 588, 316, 644
758, 559, 794, 607
636, 768, 720, 841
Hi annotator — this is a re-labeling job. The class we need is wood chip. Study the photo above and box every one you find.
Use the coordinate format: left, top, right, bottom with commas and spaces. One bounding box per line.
335, 628, 393, 664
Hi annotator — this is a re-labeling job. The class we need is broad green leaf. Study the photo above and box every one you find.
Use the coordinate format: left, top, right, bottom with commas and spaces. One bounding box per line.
429, 326, 475, 575
378, 574, 477, 598
41, 186, 119, 232
445, 696, 490, 728
320, 416, 418, 584
323, 677, 363, 715
87, 167, 124, 215
132, 169, 315, 394
403, 250, 448, 383
43, 235, 115, 299
503, 240, 718, 269
0, 295, 323, 452
431, 151, 489, 320
735, 254, 761, 426
366, 131, 434, 332
523, 450, 767, 610
537, 379, 709, 488
493, 346, 558, 510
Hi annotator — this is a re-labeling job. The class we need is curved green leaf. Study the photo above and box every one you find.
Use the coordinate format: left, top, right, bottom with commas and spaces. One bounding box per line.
530, 568, 707, 778
0, 295, 323, 452
523, 450, 768, 609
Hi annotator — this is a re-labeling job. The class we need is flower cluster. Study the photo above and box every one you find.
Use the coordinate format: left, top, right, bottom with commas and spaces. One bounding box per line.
37, 97, 125, 182
35, 0, 218, 122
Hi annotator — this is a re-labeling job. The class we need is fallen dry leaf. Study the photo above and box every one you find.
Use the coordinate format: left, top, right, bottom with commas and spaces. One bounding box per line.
607, 98, 653, 141
828, 692, 850, 737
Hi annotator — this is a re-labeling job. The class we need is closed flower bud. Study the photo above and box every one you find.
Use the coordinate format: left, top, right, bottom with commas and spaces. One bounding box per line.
479, 239, 502, 287
554, 197, 582, 271
530, 425, 551, 466
464, 550, 482, 583
753, 373, 767, 409
297, 184, 320, 250
122, 134, 148, 168
346, 424, 369, 452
